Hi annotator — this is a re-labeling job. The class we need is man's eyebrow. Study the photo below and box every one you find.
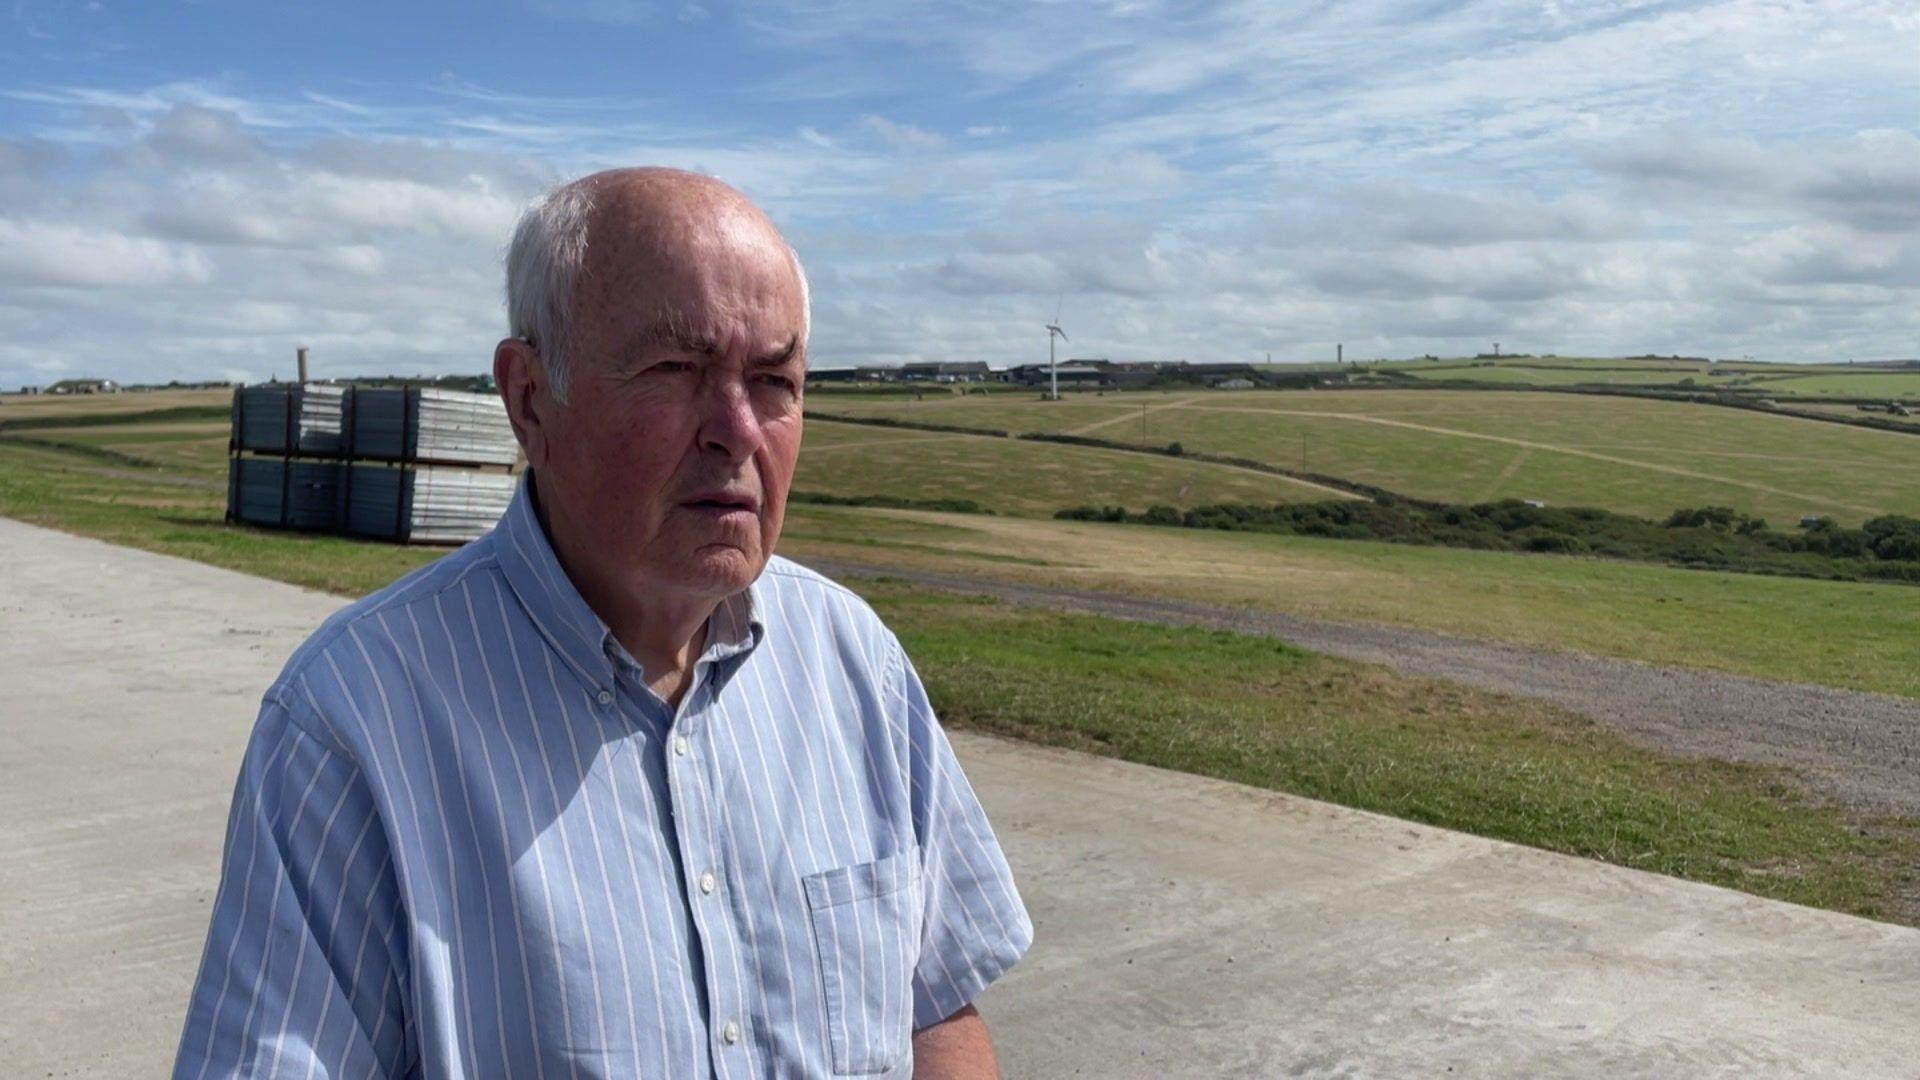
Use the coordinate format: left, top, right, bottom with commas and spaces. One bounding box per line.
749, 337, 802, 367
631, 320, 717, 357
627, 323, 798, 366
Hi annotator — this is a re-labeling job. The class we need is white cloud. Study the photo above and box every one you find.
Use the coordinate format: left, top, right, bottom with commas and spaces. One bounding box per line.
860, 114, 946, 153
0, 219, 212, 287
1079, 150, 1184, 197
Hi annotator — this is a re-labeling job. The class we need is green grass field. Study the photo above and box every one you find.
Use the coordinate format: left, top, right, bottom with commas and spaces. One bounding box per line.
795, 418, 1351, 513
780, 505, 1920, 700
13, 423, 1910, 701
815, 388, 1920, 526
8, 391, 1917, 699
885, 584, 1913, 924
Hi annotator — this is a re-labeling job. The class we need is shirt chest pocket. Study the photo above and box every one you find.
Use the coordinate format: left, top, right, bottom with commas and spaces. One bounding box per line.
802, 849, 923, 1076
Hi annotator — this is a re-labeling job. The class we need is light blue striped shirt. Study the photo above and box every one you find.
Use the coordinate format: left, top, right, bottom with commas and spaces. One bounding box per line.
174, 474, 1032, 1078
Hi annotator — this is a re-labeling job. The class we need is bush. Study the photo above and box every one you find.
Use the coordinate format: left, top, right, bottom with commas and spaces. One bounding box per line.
1524, 533, 1589, 555
1864, 515, 1920, 561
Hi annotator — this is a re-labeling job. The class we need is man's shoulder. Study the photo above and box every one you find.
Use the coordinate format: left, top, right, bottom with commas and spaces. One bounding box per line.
756, 555, 897, 653
271, 534, 503, 707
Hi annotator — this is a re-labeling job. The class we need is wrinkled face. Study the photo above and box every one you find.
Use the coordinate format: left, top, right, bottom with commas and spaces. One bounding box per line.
539, 197, 806, 603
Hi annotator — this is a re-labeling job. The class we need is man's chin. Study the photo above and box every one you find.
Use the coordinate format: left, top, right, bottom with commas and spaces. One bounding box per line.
673, 544, 765, 595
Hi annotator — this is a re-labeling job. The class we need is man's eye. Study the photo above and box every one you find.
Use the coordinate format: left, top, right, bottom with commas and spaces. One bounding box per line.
756, 374, 797, 392
647, 361, 695, 375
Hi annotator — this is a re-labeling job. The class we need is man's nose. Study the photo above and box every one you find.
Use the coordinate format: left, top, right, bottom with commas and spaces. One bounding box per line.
696, 376, 765, 462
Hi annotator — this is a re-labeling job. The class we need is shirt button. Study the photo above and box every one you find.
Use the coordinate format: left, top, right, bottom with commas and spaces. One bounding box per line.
699, 871, 716, 894
673, 736, 689, 756
722, 1021, 740, 1045
595, 688, 613, 706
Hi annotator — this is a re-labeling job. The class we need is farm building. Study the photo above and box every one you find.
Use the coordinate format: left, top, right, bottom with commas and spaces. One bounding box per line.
900, 361, 993, 383
46, 378, 120, 395
1104, 362, 1164, 390
1008, 361, 1110, 388
807, 366, 897, 383
1157, 362, 1260, 387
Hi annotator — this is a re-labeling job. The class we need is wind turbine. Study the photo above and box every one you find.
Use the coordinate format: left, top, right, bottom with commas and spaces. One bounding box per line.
1045, 296, 1068, 401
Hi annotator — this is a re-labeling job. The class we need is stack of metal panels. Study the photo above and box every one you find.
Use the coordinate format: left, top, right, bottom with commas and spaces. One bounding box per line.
348, 388, 517, 466
342, 465, 517, 544
231, 385, 349, 454
226, 458, 344, 530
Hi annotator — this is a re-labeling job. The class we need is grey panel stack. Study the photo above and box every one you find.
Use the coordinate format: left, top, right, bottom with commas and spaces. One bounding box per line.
228, 383, 516, 545
231, 384, 348, 454
226, 458, 344, 530
348, 388, 517, 466
343, 465, 516, 544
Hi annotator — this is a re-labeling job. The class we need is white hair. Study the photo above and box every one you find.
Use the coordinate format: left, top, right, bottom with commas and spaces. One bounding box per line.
505, 179, 811, 404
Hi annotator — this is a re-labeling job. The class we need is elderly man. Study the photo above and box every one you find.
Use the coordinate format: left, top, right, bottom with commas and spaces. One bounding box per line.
174, 168, 1032, 1078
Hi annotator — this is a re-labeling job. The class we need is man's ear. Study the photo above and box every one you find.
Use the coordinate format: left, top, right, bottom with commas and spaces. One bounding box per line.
494, 338, 552, 470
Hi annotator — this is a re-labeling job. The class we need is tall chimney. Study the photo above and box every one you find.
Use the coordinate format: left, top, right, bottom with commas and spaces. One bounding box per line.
1336, 343, 1343, 365
296, 346, 309, 384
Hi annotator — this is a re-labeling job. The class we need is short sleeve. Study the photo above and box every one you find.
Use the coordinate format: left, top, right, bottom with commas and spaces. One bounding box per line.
891, 644, 1034, 1030
173, 693, 410, 1079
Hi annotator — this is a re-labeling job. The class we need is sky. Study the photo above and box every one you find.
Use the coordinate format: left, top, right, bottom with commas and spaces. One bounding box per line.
2, 0, 1918, 387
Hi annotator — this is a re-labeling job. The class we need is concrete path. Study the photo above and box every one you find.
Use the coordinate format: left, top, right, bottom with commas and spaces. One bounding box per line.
2, 517, 1916, 1078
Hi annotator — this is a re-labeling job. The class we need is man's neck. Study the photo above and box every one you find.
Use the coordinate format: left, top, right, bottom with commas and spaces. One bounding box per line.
531, 473, 718, 708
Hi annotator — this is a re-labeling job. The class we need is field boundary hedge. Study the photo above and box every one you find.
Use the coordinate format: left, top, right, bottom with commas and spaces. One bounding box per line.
1057, 497, 1920, 586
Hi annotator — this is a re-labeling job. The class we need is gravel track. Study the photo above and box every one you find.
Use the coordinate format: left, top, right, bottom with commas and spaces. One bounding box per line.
800, 557, 1920, 819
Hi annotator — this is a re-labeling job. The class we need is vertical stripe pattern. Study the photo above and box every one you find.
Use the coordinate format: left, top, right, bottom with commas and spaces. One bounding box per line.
174, 474, 1032, 1079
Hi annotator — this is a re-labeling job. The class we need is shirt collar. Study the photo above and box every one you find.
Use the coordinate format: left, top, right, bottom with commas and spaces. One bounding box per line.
491, 471, 766, 693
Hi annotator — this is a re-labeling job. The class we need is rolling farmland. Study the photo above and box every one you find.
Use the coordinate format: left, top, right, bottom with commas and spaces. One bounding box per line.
813, 388, 1920, 525
7, 378, 1919, 698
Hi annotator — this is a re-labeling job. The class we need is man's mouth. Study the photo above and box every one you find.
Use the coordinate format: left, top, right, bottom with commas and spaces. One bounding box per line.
680, 490, 761, 516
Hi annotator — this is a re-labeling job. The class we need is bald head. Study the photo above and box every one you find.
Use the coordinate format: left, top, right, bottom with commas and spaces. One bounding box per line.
505, 167, 808, 402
